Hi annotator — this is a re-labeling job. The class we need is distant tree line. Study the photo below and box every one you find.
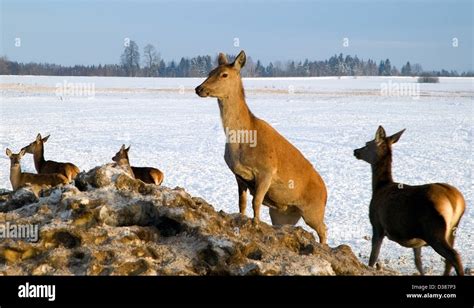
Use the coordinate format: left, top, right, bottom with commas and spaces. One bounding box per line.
0, 40, 472, 77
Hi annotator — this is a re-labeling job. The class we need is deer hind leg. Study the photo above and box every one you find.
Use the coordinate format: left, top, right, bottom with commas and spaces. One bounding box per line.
157, 173, 164, 185
426, 233, 464, 276
269, 207, 301, 226
443, 229, 457, 276
73, 167, 80, 180
65, 172, 73, 183
413, 247, 424, 275
151, 171, 164, 185
302, 208, 327, 245
68, 165, 80, 182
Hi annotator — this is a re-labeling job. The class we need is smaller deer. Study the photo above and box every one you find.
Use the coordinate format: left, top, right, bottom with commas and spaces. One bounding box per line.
21, 133, 80, 181
6, 148, 69, 190
112, 145, 164, 185
354, 126, 466, 275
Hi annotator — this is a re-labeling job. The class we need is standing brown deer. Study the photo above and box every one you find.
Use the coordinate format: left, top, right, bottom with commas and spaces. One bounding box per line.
354, 126, 466, 275
6, 148, 69, 190
195, 51, 328, 243
21, 134, 80, 181
112, 145, 164, 185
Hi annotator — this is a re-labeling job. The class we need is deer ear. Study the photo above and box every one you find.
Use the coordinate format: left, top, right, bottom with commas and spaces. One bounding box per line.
6, 148, 12, 157
42, 135, 50, 143
389, 129, 405, 144
218, 53, 228, 65
233, 50, 246, 70
19, 149, 26, 157
375, 126, 386, 143
126, 145, 131, 152
36, 133, 42, 142
120, 144, 126, 151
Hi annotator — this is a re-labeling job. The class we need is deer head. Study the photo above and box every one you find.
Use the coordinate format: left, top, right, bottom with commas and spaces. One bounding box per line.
22, 133, 50, 154
195, 50, 246, 99
354, 126, 405, 164
6, 148, 26, 168
112, 144, 131, 165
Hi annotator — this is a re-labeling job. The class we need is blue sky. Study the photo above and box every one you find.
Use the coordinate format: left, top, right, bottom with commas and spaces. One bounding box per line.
1, 0, 472, 71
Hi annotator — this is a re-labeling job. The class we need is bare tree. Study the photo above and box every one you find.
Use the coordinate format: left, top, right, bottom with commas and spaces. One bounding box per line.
143, 44, 160, 77
120, 40, 140, 77
241, 56, 256, 77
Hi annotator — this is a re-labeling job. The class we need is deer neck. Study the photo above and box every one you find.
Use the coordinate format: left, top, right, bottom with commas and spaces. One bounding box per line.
117, 158, 134, 177
117, 158, 130, 168
33, 145, 46, 172
217, 84, 253, 132
371, 153, 394, 192
10, 164, 22, 190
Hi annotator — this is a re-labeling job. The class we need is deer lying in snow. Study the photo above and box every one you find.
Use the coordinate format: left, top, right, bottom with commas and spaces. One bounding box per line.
21, 133, 80, 182
112, 145, 164, 185
6, 148, 69, 191
354, 126, 466, 275
195, 51, 327, 243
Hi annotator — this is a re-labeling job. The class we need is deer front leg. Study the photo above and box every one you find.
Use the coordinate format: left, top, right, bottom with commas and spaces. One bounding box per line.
413, 247, 424, 275
236, 176, 248, 215
369, 227, 384, 268
252, 173, 273, 226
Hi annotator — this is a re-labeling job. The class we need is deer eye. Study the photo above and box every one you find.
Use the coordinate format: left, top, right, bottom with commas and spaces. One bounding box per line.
222, 73, 228, 78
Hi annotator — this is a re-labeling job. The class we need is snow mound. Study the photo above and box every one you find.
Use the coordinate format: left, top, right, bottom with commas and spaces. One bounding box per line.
0, 164, 395, 276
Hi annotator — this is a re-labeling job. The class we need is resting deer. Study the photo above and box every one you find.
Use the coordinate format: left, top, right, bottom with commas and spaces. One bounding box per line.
112, 145, 164, 185
6, 148, 69, 190
195, 51, 327, 243
354, 126, 465, 275
21, 133, 80, 181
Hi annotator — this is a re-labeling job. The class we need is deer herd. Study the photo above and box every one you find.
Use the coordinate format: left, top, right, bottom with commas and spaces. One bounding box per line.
4, 50, 467, 275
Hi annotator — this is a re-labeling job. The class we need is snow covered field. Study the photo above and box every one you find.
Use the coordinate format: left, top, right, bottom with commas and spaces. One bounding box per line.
0, 75, 472, 275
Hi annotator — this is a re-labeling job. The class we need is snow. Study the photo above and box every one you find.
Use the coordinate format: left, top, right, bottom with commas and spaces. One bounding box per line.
1, 75, 472, 275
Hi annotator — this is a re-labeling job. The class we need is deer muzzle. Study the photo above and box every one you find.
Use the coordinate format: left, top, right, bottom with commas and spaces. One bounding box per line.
195, 85, 209, 97
353, 149, 361, 159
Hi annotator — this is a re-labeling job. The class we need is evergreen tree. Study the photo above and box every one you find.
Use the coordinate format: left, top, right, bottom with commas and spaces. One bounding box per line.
266, 62, 275, 77
378, 60, 385, 76
255, 60, 265, 77
383, 59, 392, 76
401, 61, 412, 76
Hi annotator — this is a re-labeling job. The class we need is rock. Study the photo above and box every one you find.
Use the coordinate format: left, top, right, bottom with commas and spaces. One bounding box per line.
114, 259, 148, 276
99, 200, 158, 227
0, 189, 11, 210
3, 187, 38, 211
72, 211, 97, 228
75, 164, 122, 190
155, 216, 183, 236
115, 174, 156, 195
54, 230, 81, 248
2, 247, 23, 263
0, 163, 398, 276
32, 264, 55, 275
